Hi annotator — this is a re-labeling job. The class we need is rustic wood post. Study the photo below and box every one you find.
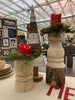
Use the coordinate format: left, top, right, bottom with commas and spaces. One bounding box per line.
67, 54, 73, 68
33, 66, 43, 82
46, 34, 66, 87
64, 46, 74, 68
33, 66, 38, 76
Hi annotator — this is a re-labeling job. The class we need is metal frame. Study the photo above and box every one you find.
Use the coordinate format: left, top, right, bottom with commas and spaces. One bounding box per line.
57, 0, 68, 23
0, 0, 74, 29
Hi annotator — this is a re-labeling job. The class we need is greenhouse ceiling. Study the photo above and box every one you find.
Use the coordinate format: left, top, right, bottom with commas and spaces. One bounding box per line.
0, 0, 75, 30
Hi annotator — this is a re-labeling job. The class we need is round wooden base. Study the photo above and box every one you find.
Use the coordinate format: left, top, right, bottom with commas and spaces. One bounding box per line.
33, 73, 43, 82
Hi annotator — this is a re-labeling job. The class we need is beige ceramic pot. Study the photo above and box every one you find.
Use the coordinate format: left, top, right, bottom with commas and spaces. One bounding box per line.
14, 60, 33, 92
0, 60, 6, 70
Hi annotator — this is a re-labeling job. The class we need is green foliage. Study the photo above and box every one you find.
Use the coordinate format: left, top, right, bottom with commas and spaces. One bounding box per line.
40, 27, 50, 35
40, 23, 74, 36
70, 27, 75, 33
1, 47, 41, 67
62, 41, 67, 46
63, 24, 75, 33
62, 34, 75, 46
63, 24, 71, 33
19, 31, 25, 36
42, 43, 49, 48
65, 34, 75, 41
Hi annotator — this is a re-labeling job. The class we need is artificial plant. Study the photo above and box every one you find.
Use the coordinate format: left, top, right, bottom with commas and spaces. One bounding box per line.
40, 23, 74, 37
1, 46, 41, 67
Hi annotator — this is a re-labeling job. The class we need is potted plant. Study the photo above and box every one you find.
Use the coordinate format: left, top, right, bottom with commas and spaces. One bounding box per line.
64, 34, 75, 46
42, 43, 49, 49
1, 47, 41, 92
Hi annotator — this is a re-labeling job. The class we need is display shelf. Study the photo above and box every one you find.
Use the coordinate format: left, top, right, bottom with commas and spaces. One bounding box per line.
0, 17, 17, 56
17, 29, 26, 46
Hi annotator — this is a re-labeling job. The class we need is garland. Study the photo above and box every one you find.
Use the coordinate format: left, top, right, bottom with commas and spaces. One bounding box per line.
1, 47, 41, 67
40, 23, 74, 36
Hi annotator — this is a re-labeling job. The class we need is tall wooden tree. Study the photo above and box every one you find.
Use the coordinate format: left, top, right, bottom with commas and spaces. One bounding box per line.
27, 5, 40, 52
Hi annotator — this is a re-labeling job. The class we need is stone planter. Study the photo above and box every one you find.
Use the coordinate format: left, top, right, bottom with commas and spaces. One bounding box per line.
14, 60, 33, 92
46, 33, 66, 87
